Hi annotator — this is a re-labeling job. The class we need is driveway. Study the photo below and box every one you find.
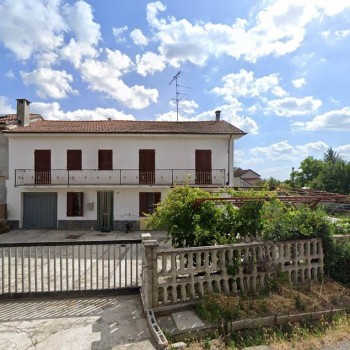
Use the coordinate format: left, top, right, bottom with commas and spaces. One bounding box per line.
0, 294, 155, 350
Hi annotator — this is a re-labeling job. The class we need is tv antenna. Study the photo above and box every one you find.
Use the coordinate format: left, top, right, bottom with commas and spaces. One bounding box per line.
169, 71, 189, 121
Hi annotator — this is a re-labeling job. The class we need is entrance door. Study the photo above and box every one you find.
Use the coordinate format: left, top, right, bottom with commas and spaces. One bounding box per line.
23, 193, 57, 229
195, 150, 212, 185
97, 191, 113, 232
139, 149, 155, 184
35, 150, 51, 184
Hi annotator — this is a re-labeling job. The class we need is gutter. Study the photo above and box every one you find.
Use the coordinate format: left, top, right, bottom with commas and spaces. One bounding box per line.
227, 134, 233, 185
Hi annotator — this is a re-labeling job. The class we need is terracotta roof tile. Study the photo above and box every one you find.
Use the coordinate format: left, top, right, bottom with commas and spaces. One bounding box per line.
0, 114, 43, 128
4, 119, 246, 135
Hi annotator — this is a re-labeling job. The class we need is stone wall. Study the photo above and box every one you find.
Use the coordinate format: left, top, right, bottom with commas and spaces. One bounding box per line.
141, 236, 324, 310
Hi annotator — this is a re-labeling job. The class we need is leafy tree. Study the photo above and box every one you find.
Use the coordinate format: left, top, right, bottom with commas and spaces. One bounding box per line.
293, 156, 324, 188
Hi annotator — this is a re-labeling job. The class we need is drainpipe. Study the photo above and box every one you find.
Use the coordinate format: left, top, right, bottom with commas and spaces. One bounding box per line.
227, 134, 233, 186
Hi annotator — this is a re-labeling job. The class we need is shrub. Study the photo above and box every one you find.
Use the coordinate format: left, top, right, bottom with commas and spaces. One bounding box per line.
0, 220, 10, 234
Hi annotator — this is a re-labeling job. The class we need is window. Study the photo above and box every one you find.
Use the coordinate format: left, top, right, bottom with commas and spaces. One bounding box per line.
139, 192, 161, 216
67, 192, 84, 216
98, 150, 113, 170
67, 150, 82, 170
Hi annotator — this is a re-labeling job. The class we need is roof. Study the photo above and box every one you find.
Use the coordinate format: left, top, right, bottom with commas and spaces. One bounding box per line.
234, 168, 261, 178
4, 119, 246, 135
0, 114, 43, 127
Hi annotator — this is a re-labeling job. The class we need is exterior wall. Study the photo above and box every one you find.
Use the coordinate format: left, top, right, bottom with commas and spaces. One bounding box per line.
0, 133, 8, 204
6, 133, 238, 228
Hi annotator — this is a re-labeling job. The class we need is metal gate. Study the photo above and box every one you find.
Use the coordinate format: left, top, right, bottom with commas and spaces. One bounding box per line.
23, 193, 57, 229
0, 239, 142, 299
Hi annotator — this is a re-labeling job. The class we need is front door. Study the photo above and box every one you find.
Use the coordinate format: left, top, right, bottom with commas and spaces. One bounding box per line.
139, 149, 155, 184
195, 150, 212, 185
97, 191, 113, 232
35, 150, 51, 184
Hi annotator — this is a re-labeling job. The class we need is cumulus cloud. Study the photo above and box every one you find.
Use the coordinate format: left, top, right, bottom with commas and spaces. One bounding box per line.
0, 0, 66, 60
337, 145, 350, 161
21, 68, 78, 99
80, 49, 158, 109
144, 0, 350, 67
250, 140, 328, 162
136, 52, 166, 76
211, 69, 287, 102
31, 101, 134, 121
0, 96, 14, 114
267, 96, 322, 117
292, 78, 306, 88
293, 107, 350, 131
130, 28, 149, 46
112, 26, 128, 42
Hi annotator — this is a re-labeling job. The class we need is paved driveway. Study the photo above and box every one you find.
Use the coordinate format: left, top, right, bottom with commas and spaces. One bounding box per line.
0, 294, 155, 350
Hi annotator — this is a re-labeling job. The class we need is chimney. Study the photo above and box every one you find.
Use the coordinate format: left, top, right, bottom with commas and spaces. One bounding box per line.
16, 98, 31, 127
215, 110, 221, 121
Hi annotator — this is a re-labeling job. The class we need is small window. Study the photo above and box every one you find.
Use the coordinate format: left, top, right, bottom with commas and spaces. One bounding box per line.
67, 192, 84, 216
98, 150, 113, 170
139, 192, 161, 216
67, 150, 82, 170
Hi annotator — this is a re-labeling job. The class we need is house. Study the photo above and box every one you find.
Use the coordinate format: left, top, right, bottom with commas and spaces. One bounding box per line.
0, 100, 42, 208
234, 167, 262, 187
5, 100, 246, 231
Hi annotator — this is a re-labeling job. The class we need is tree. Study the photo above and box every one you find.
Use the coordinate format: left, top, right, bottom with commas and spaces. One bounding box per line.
323, 147, 341, 163
292, 156, 324, 188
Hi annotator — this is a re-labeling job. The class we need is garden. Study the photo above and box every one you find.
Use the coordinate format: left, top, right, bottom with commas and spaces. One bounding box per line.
146, 185, 350, 349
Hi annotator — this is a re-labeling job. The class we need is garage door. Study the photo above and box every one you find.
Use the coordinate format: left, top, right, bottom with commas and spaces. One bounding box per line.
23, 193, 57, 229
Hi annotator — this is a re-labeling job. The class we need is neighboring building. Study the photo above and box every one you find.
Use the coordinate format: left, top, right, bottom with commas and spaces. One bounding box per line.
5, 104, 246, 231
234, 168, 262, 187
0, 99, 43, 205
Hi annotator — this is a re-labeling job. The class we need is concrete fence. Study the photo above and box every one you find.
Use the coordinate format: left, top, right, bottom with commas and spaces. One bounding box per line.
141, 234, 324, 310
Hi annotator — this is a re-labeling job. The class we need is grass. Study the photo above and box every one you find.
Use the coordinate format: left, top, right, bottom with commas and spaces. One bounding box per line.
186, 312, 350, 350
186, 279, 350, 350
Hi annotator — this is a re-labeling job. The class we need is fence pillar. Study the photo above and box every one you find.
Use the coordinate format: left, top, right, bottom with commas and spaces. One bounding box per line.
141, 234, 159, 310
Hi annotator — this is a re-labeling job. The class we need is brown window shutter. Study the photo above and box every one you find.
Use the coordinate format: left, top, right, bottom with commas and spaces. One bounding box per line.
67, 150, 82, 170
98, 150, 113, 170
35, 150, 51, 171
154, 192, 161, 206
67, 192, 74, 216
78, 192, 84, 216
139, 192, 148, 216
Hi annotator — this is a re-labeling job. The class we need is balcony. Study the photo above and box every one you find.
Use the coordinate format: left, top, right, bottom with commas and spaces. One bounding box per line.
15, 169, 226, 187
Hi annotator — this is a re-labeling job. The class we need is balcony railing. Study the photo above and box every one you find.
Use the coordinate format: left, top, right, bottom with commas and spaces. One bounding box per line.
15, 169, 226, 187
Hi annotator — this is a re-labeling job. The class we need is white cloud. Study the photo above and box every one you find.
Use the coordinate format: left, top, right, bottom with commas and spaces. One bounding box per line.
250, 140, 297, 161
171, 99, 199, 115
0, 96, 14, 113
80, 49, 158, 109
21, 68, 78, 99
144, 0, 350, 67
60, 1, 101, 67
130, 28, 148, 46
112, 26, 128, 42
211, 69, 287, 103
292, 78, 306, 88
267, 96, 322, 117
31, 102, 134, 121
337, 145, 350, 161
293, 107, 350, 131
5, 70, 15, 80
249, 140, 330, 163
0, 0, 66, 60
136, 52, 166, 76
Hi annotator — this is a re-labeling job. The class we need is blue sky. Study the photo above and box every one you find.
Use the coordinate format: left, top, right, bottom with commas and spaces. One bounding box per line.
1, 0, 350, 180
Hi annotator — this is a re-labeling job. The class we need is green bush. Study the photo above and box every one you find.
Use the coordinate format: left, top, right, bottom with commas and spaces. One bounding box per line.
0, 220, 10, 234
328, 240, 350, 287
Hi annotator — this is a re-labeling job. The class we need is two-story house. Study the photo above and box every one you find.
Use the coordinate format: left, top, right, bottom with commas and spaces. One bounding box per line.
234, 168, 262, 187
5, 99, 246, 231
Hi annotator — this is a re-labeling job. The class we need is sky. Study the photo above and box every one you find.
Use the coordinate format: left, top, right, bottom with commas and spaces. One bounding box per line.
1, 0, 350, 180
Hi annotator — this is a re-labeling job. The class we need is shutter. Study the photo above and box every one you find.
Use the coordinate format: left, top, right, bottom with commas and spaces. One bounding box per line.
98, 150, 113, 170
153, 192, 161, 211
195, 150, 211, 172
35, 150, 51, 171
78, 192, 84, 216
139, 150, 155, 171
67, 192, 74, 216
67, 150, 82, 170
139, 192, 148, 216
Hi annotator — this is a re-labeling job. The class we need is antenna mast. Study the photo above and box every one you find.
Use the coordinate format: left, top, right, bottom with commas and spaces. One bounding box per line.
169, 71, 182, 122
